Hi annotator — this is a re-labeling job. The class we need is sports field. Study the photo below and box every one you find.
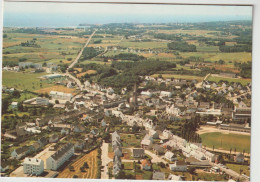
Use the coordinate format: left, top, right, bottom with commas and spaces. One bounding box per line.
200, 132, 250, 153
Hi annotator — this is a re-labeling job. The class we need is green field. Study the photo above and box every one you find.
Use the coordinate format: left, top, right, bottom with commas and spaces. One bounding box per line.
118, 40, 168, 49
2, 71, 55, 91
207, 75, 251, 86
152, 73, 204, 81
200, 132, 251, 153
226, 163, 250, 176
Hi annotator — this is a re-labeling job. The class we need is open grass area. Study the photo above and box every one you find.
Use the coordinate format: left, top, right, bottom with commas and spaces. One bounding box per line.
2, 71, 55, 91
226, 163, 250, 176
118, 40, 168, 49
200, 132, 251, 153
57, 149, 98, 179
207, 75, 251, 86
35, 85, 77, 95
152, 73, 204, 81
120, 134, 142, 148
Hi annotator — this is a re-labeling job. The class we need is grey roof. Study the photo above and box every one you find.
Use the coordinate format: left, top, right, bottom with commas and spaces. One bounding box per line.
51, 143, 74, 161
152, 171, 165, 180
133, 148, 144, 155
38, 137, 48, 145
152, 144, 164, 153
15, 146, 30, 155
32, 142, 41, 150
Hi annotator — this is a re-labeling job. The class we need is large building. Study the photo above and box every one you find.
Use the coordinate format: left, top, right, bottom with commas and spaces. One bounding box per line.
232, 107, 251, 123
23, 158, 44, 176
46, 143, 74, 171
36, 97, 49, 105
50, 91, 72, 101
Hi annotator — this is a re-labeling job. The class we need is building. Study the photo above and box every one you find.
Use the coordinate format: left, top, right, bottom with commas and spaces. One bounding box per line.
232, 107, 251, 123
46, 143, 74, 171
11, 102, 18, 109
169, 161, 187, 172
23, 158, 44, 176
36, 97, 49, 105
132, 148, 145, 158
168, 174, 183, 181
160, 91, 172, 98
11, 146, 30, 160
141, 159, 152, 170
234, 153, 245, 163
164, 151, 177, 162
152, 171, 165, 180
50, 91, 72, 101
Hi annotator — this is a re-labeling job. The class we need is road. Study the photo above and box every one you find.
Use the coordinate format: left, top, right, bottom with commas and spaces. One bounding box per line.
195, 73, 211, 88
144, 150, 167, 164
65, 30, 96, 90
101, 141, 112, 179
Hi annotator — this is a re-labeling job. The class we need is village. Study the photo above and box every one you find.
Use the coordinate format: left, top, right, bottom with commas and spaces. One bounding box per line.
1, 57, 251, 181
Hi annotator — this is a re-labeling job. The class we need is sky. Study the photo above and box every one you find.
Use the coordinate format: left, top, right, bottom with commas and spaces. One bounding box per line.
3, 1, 253, 27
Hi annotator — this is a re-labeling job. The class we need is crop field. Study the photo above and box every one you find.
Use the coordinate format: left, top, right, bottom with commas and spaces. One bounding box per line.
2, 33, 86, 64
207, 75, 251, 86
35, 85, 77, 95
118, 40, 168, 49
57, 149, 98, 179
152, 73, 204, 81
180, 52, 252, 63
2, 71, 55, 91
200, 132, 251, 153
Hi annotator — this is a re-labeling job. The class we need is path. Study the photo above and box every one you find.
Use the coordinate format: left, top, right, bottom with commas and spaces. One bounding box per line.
101, 141, 112, 179
195, 73, 211, 88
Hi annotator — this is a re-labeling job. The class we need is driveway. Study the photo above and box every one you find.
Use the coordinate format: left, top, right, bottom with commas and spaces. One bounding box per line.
144, 150, 167, 164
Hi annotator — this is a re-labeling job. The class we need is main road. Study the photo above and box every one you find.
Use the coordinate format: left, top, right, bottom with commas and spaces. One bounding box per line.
65, 30, 97, 90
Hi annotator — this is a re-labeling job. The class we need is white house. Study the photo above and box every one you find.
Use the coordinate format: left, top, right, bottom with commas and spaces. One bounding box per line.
169, 161, 187, 172
164, 151, 177, 162
50, 91, 72, 101
234, 153, 244, 163
160, 91, 172, 98
11, 102, 18, 109
141, 91, 153, 97
11, 146, 30, 160
46, 143, 74, 171
168, 174, 183, 181
23, 158, 44, 176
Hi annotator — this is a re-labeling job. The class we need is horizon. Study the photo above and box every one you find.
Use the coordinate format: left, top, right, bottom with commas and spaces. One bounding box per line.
3, 2, 252, 27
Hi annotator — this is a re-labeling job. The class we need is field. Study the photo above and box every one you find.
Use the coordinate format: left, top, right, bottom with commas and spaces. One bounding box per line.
3, 32, 86, 65
118, 40, 168, 49
35, 85, 77, 95
226, 163, 250, 176
207, 75, 251, 86
57, 149, 98, 179
152, 73, 204, 81
2, 71, 55, 91
200, 132, 251, 153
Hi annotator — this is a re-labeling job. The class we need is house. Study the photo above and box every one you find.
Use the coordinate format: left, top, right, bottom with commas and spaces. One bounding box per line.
164, 151, 177, 162
90, 128, 99, 136
132, 148, 145, 158
61, 128, 70, 135
141, 159, 152, 170
234, 153, 244, 163
23, 158, 44, 176
36, 118, 47, 127
11, 102, 18, 109
36, 97, 49, 105
11, 146, 30, 159
38, 137, 48, 147
32, 142, 41, 151
0, 161, 9, 173
74, 140, 85, 150
114, 147, 123, 157
160, 91, 172, 98
73, 124, 85, 133
152, 144, 164, 155
163, 129, 173, 139
46, 143, 74, 171
113, 155, 121, 175
169, 161, 187, 172
49, 134, 59, 143
152, 171, 165, 180
101, 119, 107, 127
149, 129, 159, 139
168, 174, 183, 181
50, 91, 72, 101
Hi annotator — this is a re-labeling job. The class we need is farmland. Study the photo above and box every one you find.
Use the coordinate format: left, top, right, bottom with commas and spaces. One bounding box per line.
2, 71, 55, 91
152, 73, 204, 81
206, 75, 251, 86
35, 85, 78, 95
200, 132, 251, 153
57, 149, 98, 179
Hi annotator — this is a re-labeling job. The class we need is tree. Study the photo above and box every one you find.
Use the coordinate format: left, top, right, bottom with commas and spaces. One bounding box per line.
188, 166, 196, 174
17, 102, 23, 112
12, 90, 21, 98
73, 175, 78, 178
69, 166, 74, 171
55, 100, 59, 104
2, 99, 9, 114
3, 34, 8, 38
83, 162, 89, 168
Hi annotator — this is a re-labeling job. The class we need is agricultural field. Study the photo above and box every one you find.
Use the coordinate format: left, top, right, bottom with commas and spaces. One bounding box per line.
152, 73, 204, 81
200, 132, 251, 153
2, 71, 55, 91
2, 31, 86, 65
206, 75, 251, 86
57, 149, 98, 179
118, 40, 168, 49
35, 85, 78, 95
